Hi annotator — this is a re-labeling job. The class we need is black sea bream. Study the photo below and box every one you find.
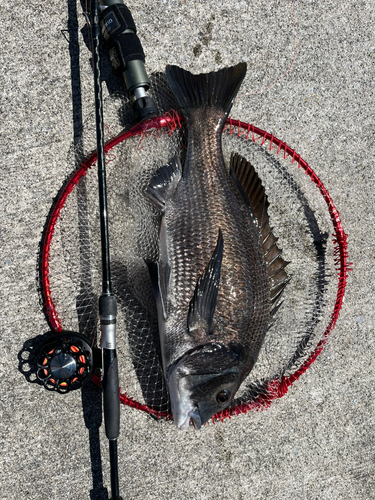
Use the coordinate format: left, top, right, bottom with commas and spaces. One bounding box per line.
144, 63, 289, 430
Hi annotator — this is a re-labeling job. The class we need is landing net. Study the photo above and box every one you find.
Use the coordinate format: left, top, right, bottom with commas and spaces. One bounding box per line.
40, 73, 349, 422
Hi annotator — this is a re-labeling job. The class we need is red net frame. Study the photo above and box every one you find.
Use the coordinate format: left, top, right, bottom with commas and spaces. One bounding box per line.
40, 114, 350, 423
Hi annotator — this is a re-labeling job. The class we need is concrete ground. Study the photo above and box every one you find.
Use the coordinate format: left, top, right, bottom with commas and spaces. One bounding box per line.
1, 1, 374, 499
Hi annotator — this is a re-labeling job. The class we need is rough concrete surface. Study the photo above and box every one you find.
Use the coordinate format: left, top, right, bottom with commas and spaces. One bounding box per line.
1, 1, 374, 499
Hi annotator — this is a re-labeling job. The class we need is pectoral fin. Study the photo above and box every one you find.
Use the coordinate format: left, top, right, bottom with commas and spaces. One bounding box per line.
157, 217, 171, 319
188, 230, 224, 335
144, 156, 182, 211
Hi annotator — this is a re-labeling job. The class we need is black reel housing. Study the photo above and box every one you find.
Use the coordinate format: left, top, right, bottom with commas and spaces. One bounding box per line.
36, 332, 94, 393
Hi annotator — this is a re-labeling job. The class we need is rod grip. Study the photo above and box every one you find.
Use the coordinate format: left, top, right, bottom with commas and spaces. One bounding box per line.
99, 294, 117, 316
102, 350, 120, 440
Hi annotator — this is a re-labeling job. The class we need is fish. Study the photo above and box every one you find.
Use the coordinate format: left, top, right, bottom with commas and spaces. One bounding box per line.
144, 63, 289, 430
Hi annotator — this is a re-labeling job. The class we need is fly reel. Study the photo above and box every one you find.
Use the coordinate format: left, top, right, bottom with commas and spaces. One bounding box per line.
36, 332, 94, 393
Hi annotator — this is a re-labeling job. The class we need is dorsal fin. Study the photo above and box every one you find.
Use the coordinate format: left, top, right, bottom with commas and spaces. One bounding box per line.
230, 153, 290, 305
187, 230, 224, 335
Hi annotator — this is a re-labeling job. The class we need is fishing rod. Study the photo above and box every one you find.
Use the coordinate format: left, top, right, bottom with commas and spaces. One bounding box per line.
36, 1, 158, 498
91, 0, 122, 497
92, 2, 158, 497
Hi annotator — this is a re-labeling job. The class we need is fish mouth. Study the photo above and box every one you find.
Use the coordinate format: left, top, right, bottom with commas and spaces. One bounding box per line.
178, 408, 202, 431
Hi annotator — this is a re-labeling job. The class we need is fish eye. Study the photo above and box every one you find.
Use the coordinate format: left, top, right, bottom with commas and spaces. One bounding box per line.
216, 390, 231, 404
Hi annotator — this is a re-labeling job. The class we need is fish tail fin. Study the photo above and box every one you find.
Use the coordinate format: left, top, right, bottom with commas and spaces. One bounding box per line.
166, 63, 247, 118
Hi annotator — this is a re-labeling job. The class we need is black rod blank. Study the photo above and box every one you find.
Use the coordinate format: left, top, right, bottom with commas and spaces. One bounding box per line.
91, 0, 111, 296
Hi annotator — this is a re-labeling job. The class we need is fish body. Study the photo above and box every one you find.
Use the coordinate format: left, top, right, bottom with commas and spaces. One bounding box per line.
145, 63, 288, 429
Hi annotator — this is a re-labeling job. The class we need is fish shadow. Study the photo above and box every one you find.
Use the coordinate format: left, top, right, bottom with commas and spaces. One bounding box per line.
24, 1, 106, 497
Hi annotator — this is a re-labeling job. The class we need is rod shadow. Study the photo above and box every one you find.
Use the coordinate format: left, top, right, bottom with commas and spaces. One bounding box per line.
18, 1, 110, 498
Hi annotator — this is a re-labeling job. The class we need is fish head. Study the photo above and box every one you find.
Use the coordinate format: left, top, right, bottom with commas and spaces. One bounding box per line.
167, 343, 252, 430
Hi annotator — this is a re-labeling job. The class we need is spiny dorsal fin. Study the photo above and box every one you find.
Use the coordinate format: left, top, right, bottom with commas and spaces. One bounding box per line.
188, 230, 224, 335
144, 156, 182, 211
230, 153, 290, 305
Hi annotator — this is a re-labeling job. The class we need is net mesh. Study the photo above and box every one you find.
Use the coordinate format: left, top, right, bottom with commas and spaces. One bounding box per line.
41, 72, 349, 421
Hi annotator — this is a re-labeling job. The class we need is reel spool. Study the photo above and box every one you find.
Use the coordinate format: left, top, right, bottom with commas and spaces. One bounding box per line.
36, 332, 94, 393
